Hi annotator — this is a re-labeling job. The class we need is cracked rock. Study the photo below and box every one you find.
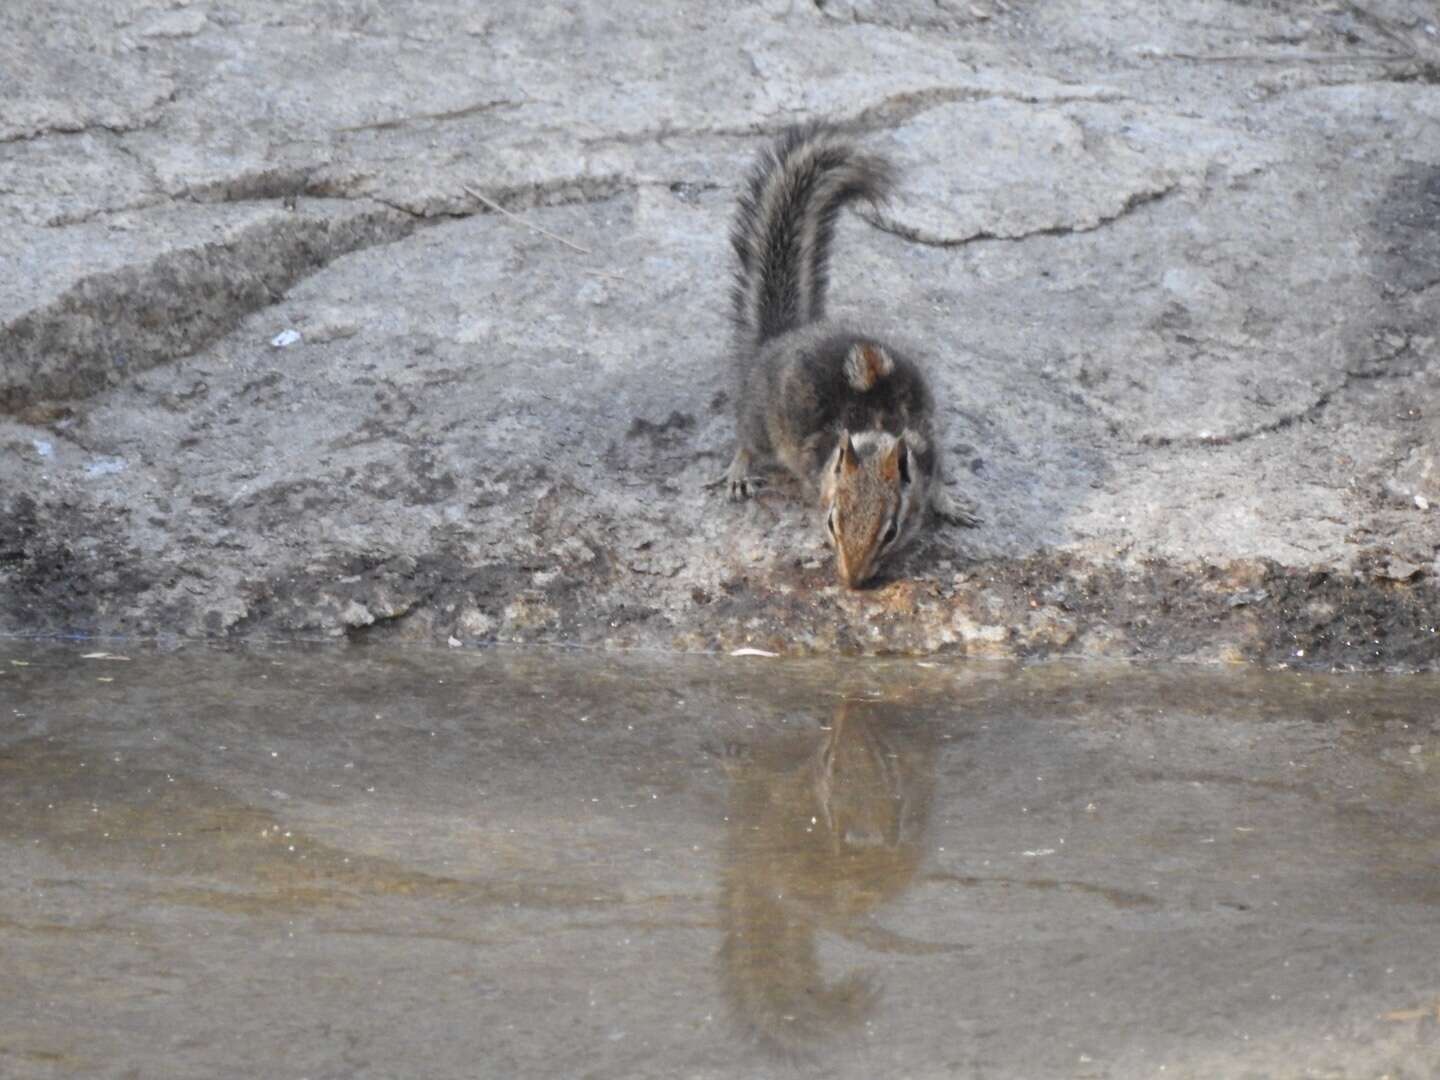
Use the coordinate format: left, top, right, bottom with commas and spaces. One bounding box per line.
869, 100, 1235, 245
1, 0, 1439, 669
1, 200, 415, 413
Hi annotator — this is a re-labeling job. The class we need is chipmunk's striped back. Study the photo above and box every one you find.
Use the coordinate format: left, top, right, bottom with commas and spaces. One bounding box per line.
729, 124, 894, 347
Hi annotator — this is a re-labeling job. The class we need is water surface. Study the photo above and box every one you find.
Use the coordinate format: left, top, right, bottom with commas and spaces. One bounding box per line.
3, 644, 1438, 1078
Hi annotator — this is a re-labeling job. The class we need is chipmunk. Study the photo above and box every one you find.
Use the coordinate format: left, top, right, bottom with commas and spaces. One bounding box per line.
717, 122, 978, 588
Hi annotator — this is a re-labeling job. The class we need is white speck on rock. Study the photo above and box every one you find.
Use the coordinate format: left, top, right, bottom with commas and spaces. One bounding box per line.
339, 600, 374, 627
85, 457, 127, 477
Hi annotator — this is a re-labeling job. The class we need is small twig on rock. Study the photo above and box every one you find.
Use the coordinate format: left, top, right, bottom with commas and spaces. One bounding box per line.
462, 184, 592, 254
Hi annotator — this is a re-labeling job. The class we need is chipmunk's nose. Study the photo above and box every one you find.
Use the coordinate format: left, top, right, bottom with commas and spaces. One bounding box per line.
835, 555, 869, 590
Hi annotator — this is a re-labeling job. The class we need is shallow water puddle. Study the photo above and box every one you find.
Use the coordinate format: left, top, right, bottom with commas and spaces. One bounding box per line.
2, 644, 1438, 1077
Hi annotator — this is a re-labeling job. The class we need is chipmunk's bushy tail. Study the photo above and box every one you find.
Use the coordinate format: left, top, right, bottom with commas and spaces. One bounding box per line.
730, 123, 894, 347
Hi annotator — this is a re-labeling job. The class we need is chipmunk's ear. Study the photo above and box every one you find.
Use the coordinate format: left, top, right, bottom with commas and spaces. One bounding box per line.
881, 436, 912, 486
834, 430, 859, 476
844, 343, 894, 392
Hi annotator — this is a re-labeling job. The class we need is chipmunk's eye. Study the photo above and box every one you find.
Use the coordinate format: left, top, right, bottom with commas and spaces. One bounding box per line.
882, 517, 899, 547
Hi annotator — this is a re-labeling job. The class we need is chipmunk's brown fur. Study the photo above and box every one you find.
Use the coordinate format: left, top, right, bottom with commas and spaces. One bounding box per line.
718, 122, 978, 587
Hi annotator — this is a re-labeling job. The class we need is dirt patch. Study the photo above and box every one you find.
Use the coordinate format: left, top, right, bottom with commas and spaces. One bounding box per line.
0, 493, 157, 636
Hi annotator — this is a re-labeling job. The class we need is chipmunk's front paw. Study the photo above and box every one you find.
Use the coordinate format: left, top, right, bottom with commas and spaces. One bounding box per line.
727, 474, 767, 501
933, 488, 982, 528
709, 449, 766, 502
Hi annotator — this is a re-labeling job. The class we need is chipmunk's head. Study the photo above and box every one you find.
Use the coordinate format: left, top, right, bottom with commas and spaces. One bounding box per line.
820, 430, 922, 589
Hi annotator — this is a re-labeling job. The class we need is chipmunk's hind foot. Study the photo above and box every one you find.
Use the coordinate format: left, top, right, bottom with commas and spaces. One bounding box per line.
932, 488, 982, 528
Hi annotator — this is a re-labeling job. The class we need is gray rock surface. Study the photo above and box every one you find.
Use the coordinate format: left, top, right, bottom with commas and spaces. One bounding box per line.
3, 0, 1439, 666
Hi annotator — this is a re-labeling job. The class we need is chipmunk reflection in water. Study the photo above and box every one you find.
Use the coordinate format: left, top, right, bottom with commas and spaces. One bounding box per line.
718, 697, 958, 1058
